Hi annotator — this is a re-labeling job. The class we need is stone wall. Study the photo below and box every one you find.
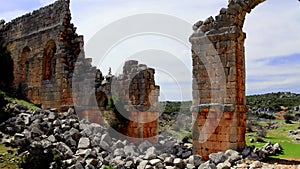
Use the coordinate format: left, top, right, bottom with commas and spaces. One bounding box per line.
190, 0, 265, 160
0, 1, 160, 141
0, 0, 84, 111
117, 60, 160, 142
72, 60, 160, 142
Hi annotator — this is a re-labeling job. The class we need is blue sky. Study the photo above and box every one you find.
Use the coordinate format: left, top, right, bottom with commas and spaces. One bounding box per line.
1, 0, 299, 101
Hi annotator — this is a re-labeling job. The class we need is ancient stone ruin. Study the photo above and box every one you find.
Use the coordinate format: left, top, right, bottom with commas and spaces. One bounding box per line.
110, 60, 160, 142
190, 0, 265, 160
72, 59, 160, 142
0, 0, 160, 141
0, 0, 82, 111
0, 0, 278, 161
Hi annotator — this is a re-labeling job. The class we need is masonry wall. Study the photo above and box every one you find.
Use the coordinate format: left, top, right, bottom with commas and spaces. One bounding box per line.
72, 60, 160, 142
190, 0, 265, 160
119, 60, 160, 143
0, 0, 84, 111
0, 0, 160, 141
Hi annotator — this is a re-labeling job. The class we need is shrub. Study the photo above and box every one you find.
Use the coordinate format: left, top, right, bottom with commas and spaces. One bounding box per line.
258, 113, 275, 120
256, 127, 267, 138
0, 42, 14, 89
0, 92, 10, 123
103, 165, 115, 169
246, 120, 258, 132
283, 114, 295, 124
295, 113, 300, 120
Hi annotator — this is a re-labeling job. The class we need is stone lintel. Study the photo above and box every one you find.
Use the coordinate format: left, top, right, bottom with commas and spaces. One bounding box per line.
191, 103, 235, 113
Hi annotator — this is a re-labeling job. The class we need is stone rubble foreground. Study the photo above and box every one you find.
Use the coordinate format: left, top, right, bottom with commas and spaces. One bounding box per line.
0, 103, 284, 169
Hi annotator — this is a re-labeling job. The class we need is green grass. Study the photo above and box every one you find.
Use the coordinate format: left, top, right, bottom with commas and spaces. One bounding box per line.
246, 121, 300, 159
0, 143, 20, 169
167, 127, 192, 141
0, 90, 40, 110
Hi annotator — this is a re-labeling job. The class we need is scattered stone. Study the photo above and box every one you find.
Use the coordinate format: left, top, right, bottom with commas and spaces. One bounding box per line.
173, 158, 183, 168
124, 160, 134, 168
137, 160, 149, 169
225, 149, 241, 164
209, 152, 227, 164
47, 135, 56, 143
188, 155, 202, 167
149, 159, 161, 165
198, 161, 217, 169
75, 149, 91, 156
164, 156, 174, 165
0, 102, 286, 169
138, 140, 152, 152
249, 161, 262, 169
77, 137, 90, 149
216, 162, 231, 169
100, 134, 112, 145
56, 142, 74, 158
124, 145, 138, 157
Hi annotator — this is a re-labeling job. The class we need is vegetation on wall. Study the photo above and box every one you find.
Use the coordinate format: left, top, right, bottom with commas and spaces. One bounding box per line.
105, 96, 130, 132
0, 20, 14, 90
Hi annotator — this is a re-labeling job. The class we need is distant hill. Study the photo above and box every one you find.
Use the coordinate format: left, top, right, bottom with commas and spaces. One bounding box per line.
160, 92, 300, 114
246, 92, 300, 114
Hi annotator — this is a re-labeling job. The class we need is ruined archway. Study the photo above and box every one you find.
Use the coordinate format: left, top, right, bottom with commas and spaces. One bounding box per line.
42, 40, 56, 80
20, 47, 31, 83
190, 0, 266, 160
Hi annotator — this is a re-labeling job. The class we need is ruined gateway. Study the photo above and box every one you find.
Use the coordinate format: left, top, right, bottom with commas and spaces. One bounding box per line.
190, 0, 266, 159
0, 0, 160, 142
0, 0, 271, 160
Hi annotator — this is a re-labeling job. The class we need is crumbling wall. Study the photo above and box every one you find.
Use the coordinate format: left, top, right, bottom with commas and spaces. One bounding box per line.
72, 60, 160, 142
0, 0, 160, 141
190, 0, 265, 160
0, 0, 84, 111
115, 60, 160, 142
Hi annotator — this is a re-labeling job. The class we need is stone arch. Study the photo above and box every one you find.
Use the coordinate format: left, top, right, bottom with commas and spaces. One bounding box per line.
42, 40, 56, 80
20, 47, 31, 83
190, 0, 266, 160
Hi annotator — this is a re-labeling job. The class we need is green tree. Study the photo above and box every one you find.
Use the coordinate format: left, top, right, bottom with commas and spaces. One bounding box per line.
0, 23, 14, 89
283, 114, 294, 124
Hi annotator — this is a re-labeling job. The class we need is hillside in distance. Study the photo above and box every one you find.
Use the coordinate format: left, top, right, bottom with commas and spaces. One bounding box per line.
246, 92, 300, 114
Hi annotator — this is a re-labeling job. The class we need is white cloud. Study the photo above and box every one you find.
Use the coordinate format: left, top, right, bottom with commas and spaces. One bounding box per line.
244, 0, 300, 61
246, 54, 300, 95
70, 0, 227, 42
1, 0, 299, 100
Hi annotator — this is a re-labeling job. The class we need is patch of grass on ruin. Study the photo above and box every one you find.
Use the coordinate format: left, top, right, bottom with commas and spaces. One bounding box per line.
168, 128, 192, 141
0, 90, 40, 110
246, 121, 300, 159
0, 142, 20, 169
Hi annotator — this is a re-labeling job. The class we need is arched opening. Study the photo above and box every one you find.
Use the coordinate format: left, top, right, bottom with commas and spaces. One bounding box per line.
244, 0, 300, 95
43, 40, 56, 80
190, 0, 266, 160
20, 47, 30, 83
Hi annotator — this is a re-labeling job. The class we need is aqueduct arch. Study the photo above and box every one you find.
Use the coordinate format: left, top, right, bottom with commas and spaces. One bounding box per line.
190, 0, 266, 160
43, 40, 57, 80
20, 47, 31, 83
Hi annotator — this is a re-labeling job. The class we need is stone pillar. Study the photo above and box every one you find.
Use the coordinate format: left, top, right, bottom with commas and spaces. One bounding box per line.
190, 0, 265, 160
117, 60, 160, 143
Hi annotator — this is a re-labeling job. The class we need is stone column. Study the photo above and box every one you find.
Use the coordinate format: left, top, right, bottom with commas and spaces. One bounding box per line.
190, 0, 265, 160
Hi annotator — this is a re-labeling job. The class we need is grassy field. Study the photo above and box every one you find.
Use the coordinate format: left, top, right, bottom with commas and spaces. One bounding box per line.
246, 120, 300, 160
0, 143, 20, 169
